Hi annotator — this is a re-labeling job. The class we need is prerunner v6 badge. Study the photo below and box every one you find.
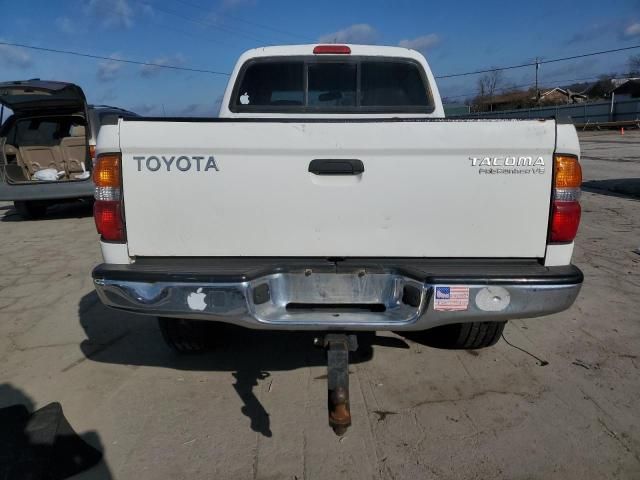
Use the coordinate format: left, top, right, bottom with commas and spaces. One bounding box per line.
470, 156, 545, 175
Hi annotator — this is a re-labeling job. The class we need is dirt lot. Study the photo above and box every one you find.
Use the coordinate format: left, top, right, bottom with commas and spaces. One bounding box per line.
1, 130, 639, 480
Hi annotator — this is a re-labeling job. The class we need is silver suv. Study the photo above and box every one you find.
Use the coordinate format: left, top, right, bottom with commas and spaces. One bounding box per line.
0, 80, 136, 219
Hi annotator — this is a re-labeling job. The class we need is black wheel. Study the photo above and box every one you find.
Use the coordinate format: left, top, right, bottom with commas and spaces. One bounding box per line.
14, 200, 48, 219
402, 321, 506, 350
158, 317, 210, 353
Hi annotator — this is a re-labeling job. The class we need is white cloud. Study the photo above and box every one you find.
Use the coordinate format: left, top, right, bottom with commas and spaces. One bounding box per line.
0, 41, 32, 69
55, 17, 75, 34
132, 103, 161, 116
177, 103, 218, 117
86, 0, 134, 29
140, 54, 186, 77
140, 2, 154, 17
97, 88, 117, 103
624, 23, 640, 38
97, 53, 124, 82
318, 24, 378, 44
398, 33, 440, 52
221, 0, 256, 10
213, 94, 224, 114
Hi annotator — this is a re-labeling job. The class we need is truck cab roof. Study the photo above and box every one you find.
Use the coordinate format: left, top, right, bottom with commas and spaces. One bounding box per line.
235, 44, 432, 60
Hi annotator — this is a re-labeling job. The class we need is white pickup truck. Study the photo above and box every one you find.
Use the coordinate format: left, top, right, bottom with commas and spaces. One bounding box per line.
91, 44, 583, 432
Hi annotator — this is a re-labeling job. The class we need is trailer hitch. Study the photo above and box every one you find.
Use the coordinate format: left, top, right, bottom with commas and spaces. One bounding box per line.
314, 333, 358, 436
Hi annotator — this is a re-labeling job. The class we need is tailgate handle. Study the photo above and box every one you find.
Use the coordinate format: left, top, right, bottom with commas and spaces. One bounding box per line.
309, 159, 364, 175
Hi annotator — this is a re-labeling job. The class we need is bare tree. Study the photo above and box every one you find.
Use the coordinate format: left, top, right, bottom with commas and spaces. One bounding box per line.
629, 55, 640, 75
477, 69, 504, 111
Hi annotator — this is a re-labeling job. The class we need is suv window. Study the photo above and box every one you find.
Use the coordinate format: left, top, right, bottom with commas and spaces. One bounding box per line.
232, 57, 432, 112
15, 119, 65, 146
4, 116, 84, 147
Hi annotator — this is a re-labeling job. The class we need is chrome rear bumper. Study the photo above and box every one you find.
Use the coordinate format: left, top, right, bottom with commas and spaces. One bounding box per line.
92, 260, 582, 331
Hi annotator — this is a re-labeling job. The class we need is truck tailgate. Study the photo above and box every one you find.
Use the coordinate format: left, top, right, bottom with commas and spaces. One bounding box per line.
119, 119, 555, 258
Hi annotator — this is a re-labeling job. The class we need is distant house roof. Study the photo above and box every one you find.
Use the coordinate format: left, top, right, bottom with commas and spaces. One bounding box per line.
583, 77, 640, 97
612, 79, 640, 97
539, 87, 588, 102
611, 77, 640, 89
478, 90, 531, 105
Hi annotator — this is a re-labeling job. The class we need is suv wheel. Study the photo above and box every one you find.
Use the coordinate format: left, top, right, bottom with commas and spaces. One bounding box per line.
403, 321, 506, 350
14, 201, 48, 219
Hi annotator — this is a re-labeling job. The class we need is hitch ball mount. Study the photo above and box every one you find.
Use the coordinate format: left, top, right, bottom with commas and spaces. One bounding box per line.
314, 333, 359, 436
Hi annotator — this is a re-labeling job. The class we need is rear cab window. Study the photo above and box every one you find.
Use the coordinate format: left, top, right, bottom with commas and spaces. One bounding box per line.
231, 57, 433, 113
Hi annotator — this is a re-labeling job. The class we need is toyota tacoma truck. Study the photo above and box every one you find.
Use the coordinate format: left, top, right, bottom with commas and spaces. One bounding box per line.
91, 44, 583, 433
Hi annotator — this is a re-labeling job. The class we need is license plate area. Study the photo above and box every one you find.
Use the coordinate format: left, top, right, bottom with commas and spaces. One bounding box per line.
286, 303, 387, 313
249, 272, 427, 325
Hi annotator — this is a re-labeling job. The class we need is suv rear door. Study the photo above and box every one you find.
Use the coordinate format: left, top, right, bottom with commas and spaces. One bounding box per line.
0, 80, 91, 188
0, 80, 87, 115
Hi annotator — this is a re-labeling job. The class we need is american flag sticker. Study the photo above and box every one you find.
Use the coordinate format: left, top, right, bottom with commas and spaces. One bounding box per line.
434, 286, 469, 311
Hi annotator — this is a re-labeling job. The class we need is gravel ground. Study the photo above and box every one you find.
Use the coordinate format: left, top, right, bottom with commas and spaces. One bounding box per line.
0, 130, 638, 479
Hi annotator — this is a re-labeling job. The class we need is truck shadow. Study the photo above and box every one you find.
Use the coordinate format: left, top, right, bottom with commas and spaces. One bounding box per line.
77, 292, 409, 438
582, 178, 640, 200
1, 200, 93, 222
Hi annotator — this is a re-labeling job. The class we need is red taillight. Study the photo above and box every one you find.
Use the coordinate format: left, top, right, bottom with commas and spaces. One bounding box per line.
550, 201, 581, 243
94, 200, 124, 241
549, 154, 582, 244
313, 45, 351, 54
93, 153, 124, 242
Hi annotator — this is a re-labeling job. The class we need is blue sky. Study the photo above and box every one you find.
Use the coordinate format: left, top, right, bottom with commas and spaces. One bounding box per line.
1, 0, 639, 115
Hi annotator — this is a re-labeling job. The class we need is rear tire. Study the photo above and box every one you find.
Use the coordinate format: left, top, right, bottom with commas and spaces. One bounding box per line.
14, 200, 48, 219
403, 321, 506, 350
158, 317, 209, 353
